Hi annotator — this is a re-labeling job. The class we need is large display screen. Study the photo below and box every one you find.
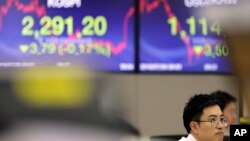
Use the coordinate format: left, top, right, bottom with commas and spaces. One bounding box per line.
0, 0, 135, 72
139, 0, 234, 73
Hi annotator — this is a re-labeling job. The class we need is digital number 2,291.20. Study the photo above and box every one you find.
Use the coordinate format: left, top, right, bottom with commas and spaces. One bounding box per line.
22, 15, 107, 37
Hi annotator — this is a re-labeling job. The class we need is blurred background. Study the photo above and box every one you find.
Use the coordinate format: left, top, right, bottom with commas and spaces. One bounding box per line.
0, 0, 249, 140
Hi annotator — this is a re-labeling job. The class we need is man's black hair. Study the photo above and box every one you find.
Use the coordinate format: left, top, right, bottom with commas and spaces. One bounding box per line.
211, 90, 237, 111
183, 94, 221, 133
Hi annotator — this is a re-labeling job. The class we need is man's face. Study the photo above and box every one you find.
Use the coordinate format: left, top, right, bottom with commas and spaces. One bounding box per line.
194, 105, 225, 141
223, 102, 237, 125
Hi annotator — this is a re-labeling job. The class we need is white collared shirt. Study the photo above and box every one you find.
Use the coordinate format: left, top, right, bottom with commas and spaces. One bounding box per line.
178, 134, 197, 141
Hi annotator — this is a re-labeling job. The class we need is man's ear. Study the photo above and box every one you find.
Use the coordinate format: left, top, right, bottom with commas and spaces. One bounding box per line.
190, 121, 199, 134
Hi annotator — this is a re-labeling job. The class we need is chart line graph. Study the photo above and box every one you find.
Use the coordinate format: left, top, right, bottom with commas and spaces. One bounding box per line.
140, 0, 201, 63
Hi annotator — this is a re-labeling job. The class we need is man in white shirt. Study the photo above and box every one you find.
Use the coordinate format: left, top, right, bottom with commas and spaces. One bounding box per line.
179, 94, 228, 141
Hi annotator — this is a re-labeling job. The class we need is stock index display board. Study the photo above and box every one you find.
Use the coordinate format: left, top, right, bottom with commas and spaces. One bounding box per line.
0, 0, 135, 72
139, 0, 234, 73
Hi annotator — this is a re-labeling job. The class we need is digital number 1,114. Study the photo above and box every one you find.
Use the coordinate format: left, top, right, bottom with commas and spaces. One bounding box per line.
167, 16, 221, 36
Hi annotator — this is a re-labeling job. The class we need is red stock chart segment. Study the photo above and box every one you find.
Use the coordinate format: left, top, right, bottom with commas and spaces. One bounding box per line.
139, 0, 235, 73
0, 0, 135, 72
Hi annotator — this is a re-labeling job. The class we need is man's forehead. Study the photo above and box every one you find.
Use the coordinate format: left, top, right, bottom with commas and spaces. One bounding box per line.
202, 105, 223, 117
227, 102, 237, 108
